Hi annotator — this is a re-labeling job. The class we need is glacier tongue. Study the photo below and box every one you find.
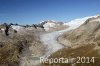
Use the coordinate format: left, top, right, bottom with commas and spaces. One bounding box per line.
40, 15, 100, 58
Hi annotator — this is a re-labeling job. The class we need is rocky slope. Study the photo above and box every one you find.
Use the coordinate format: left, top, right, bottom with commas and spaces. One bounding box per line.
0, 24, 45, 66
59, 15, 100, 48
43, 15, 100, 66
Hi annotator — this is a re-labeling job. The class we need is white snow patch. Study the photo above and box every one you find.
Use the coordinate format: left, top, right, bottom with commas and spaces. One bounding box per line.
43, 22, 56, 31
11, 25, 24, 31
1, 28, 5, 31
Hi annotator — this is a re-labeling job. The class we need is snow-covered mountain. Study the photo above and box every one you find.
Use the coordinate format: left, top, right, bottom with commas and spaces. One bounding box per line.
40, 20, 64, 31
1, 15, 100, 32
64, 15, 100, 29
39, 15, 100, 32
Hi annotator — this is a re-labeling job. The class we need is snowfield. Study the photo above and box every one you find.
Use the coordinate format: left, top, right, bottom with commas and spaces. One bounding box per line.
40, 15, 99, 58
64, 15, 98, 28
11, 25, 24, 31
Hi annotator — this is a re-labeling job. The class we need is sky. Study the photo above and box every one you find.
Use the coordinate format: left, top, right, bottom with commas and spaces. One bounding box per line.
0, 0, 100, 25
